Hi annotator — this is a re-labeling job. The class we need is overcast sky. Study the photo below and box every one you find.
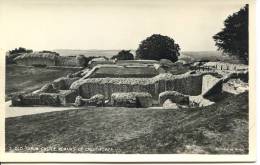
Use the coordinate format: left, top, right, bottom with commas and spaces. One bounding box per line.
0, 0, 246, 51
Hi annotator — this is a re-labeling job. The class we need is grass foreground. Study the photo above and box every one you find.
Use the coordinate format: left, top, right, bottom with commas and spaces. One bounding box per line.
6, 92, 248, 154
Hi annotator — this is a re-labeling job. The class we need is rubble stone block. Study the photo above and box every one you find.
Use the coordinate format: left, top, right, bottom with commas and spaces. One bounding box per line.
111, 92, 137, 107
159, 91, 189, 105
189, 95, 214, 107
39, 93, 60, 106
222, 78, 248, 95
22, 93, 42, 105
11, 95, 24, 106
135, 92, 153, 108
74, 96, 84, 107
163, 99, 179, 109
111, 92, 153, 108
85, 94, 105, 106
58, 90, 77, 105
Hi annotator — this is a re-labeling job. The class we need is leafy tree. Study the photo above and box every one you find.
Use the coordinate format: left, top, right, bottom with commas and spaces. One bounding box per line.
136, 34, 180, 62
8, 47, 33, 55
111, 50, 134, 60
213, 5, 248, 64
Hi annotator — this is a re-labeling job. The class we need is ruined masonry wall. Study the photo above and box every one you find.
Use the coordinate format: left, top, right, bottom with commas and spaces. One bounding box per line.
15, 56, 83, 67
16, 57, 56, 66
201, 75, 221, 95
71, 74, 203, 99
56, 56, 80, 67
204, 62, 248, 71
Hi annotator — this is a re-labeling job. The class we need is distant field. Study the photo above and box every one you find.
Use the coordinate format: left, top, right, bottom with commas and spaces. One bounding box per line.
53, 49, 242, 64
181, 51, 242, 64
5, 65, 80, 101
54, 49, 136, 58
6, 92, 248, 154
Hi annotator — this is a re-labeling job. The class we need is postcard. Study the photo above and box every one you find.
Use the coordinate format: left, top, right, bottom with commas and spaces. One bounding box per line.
0, 0, 256, 162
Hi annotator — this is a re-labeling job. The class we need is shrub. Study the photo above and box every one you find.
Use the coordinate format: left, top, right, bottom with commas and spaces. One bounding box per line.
111, 50, 134, 60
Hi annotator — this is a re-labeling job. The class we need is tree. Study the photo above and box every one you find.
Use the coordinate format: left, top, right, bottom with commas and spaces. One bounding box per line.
136, 34, 180, 62
111, 50, 134, 60
213, 5, 248, 64
8, 47, 33, 55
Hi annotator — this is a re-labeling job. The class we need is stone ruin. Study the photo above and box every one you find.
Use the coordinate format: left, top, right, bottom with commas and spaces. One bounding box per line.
11, 60, 249, 109
14, 52, 86, 68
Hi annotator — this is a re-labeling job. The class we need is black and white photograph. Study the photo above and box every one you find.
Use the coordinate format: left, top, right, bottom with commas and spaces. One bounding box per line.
0, 0, 256, 162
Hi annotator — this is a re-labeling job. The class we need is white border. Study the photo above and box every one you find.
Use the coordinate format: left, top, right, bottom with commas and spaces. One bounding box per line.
0, 0, 256, 162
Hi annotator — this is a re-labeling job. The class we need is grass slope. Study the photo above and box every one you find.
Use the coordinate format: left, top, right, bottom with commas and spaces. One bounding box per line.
5, 65, 80, 101
6, 92, 248, 154
91, 67, 158, 78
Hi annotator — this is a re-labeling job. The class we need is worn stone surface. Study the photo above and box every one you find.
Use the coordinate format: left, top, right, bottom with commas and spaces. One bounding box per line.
58, 90, 77, 105
163, 99, 179, 109
223, 71, 248, 83
83, 94, 105, 107
189, 95, 214, 107
222, 78, 248, 95
136, 93, 153, 108
201, 75, 221, 94
19, 93, 42, 106
39, 93, 60, 106
67, 70, 83, 78
202, 80, 223, 98
159, 91, 189, 105
111, 92, 153, 108
111, 92, 137, 107
203, 62, 248, 71
71, 72, 203, 99
56, 56, 85, 67
53, 77, 80, 90
14, 52, 58, 66
14, 52, 85, 67
11, 95, 24, 106
74, 96, 84, 107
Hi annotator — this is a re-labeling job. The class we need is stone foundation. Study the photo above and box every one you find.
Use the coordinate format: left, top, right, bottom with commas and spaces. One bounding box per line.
70, 72, 203, 99
159, 91, 189, 105
111, 92, 153, 108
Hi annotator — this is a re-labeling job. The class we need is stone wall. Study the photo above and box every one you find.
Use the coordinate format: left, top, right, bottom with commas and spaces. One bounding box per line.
56, 56, 81, 67
14, 53, 84, 67
53, 77, 80, 90
70, 73, 203, 99
201, 75, 221, 95
203, 62, 248, 71
15, 57, 56, 66
11, 90, 77, 106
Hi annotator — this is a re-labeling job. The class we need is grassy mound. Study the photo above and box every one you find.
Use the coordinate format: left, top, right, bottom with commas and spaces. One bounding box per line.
5, 65, 81, 101
6, 92, 248, 154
